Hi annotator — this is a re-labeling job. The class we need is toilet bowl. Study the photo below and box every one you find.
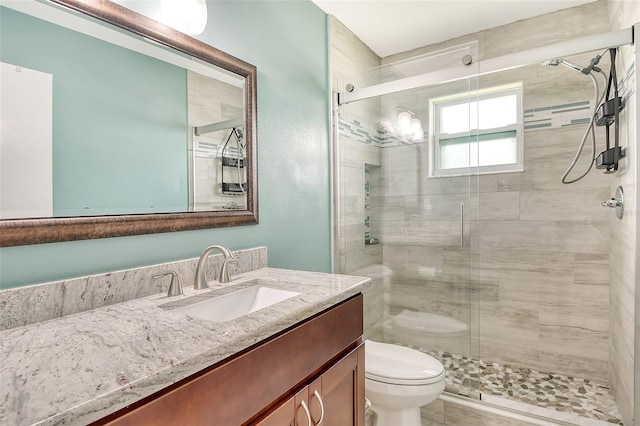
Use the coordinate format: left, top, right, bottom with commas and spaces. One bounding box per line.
365, 340, 445, 426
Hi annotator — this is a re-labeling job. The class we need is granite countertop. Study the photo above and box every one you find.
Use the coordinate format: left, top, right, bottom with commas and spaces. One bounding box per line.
0, 268, 369, 426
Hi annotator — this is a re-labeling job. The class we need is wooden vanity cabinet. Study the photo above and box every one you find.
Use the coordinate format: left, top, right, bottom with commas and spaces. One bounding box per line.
96, 294, 364, 426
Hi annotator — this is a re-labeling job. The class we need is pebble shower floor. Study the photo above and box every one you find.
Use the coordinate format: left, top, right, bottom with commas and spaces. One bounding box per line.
427, 350, 624, 425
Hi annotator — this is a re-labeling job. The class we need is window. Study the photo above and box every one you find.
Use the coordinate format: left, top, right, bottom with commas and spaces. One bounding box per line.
430, 83, 523, 176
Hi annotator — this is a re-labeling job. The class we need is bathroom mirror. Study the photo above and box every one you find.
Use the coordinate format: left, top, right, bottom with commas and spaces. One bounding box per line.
0, 0, 258, 247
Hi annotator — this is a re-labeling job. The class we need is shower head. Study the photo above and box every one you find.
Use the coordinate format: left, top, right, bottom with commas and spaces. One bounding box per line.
543, 50, 607, 75
542, 58, 562, 67
542, 58, 584, 73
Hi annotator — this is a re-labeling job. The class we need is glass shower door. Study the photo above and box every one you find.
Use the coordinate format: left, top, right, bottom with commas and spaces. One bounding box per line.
334, 44, 480, 391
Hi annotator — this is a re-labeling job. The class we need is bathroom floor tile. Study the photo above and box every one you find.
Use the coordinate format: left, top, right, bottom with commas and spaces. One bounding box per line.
428, 350, 624, 425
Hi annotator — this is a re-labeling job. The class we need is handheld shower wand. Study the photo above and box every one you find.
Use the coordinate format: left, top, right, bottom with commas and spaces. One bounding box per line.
541, 51, 608, 184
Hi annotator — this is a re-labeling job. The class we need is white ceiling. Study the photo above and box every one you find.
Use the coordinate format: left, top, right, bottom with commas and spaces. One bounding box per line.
311, 0, 599, 58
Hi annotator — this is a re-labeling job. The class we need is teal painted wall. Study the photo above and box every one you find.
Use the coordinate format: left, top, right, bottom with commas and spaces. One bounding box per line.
0, 1, 331, 289
0, 7, 189, 216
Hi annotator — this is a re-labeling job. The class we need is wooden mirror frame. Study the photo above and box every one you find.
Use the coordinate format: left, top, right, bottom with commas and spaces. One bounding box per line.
0, 0, 258, 247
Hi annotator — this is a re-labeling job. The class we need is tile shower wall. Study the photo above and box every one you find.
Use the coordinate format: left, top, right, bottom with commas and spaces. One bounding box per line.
378, 0, 615, 382
606, 2, 638, 424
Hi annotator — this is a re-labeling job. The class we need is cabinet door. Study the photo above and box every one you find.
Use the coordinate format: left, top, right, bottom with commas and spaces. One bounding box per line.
256, 397, 296, 426
294, 388, 313, 426
255, 387, 312, 426
307, 344, 365, 426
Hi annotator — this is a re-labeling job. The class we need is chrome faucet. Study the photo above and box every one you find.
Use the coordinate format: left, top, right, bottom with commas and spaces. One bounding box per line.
194, 245, 238, 289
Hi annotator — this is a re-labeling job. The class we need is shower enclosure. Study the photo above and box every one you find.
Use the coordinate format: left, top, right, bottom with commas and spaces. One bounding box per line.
334, 31, 634, 425
335, 42, 480, 358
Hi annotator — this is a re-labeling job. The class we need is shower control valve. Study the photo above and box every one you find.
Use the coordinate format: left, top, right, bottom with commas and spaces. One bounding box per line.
602, 198, 622, 208
601, 186, 624, 220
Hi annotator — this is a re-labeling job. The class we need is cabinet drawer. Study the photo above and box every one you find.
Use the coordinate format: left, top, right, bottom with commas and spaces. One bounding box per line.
97, 294, 363, 426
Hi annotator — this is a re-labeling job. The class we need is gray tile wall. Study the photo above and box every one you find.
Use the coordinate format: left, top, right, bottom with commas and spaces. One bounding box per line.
381, 2, 610, 66
606, 2, 638, 424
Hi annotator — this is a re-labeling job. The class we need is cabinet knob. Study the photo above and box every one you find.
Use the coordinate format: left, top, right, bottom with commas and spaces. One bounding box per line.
300, 400, 312, 426
311, 390, 325, 425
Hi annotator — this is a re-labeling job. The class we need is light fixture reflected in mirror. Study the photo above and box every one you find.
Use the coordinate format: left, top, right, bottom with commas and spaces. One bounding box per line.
160, 0, 208, 35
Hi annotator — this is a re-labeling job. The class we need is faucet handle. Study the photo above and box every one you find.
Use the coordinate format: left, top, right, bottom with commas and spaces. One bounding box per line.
218, 258, 238, 283
195, 245, 237, 288
153, 271, 184, 297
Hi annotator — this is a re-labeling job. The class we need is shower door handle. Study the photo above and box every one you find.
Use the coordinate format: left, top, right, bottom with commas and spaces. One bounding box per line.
460, 203, 464, 247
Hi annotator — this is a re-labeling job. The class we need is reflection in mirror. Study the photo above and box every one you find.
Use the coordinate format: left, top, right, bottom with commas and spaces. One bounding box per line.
187, 71, 247, 212
0, 0, 257, 246
0, 0, 246, 219
111, 0, 209, 36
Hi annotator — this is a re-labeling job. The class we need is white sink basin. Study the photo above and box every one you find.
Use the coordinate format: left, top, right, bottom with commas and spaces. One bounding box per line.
176, 285, 300, 323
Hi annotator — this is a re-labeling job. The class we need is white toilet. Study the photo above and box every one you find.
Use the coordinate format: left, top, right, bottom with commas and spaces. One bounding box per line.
365, 340, 446, 426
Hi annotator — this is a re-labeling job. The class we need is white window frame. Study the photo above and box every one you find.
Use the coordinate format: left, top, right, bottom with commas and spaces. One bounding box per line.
429, 83, 524, 177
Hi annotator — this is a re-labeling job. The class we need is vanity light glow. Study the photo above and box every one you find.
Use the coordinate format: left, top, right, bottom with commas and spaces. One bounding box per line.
160, 0, 208, 36
411, 118, 424, 141
397, 111, 424, 142
397, 111, 413, 134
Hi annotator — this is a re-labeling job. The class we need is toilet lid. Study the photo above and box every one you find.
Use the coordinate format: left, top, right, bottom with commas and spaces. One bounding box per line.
365, 340, 445, 385
393, 310, 468, 334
